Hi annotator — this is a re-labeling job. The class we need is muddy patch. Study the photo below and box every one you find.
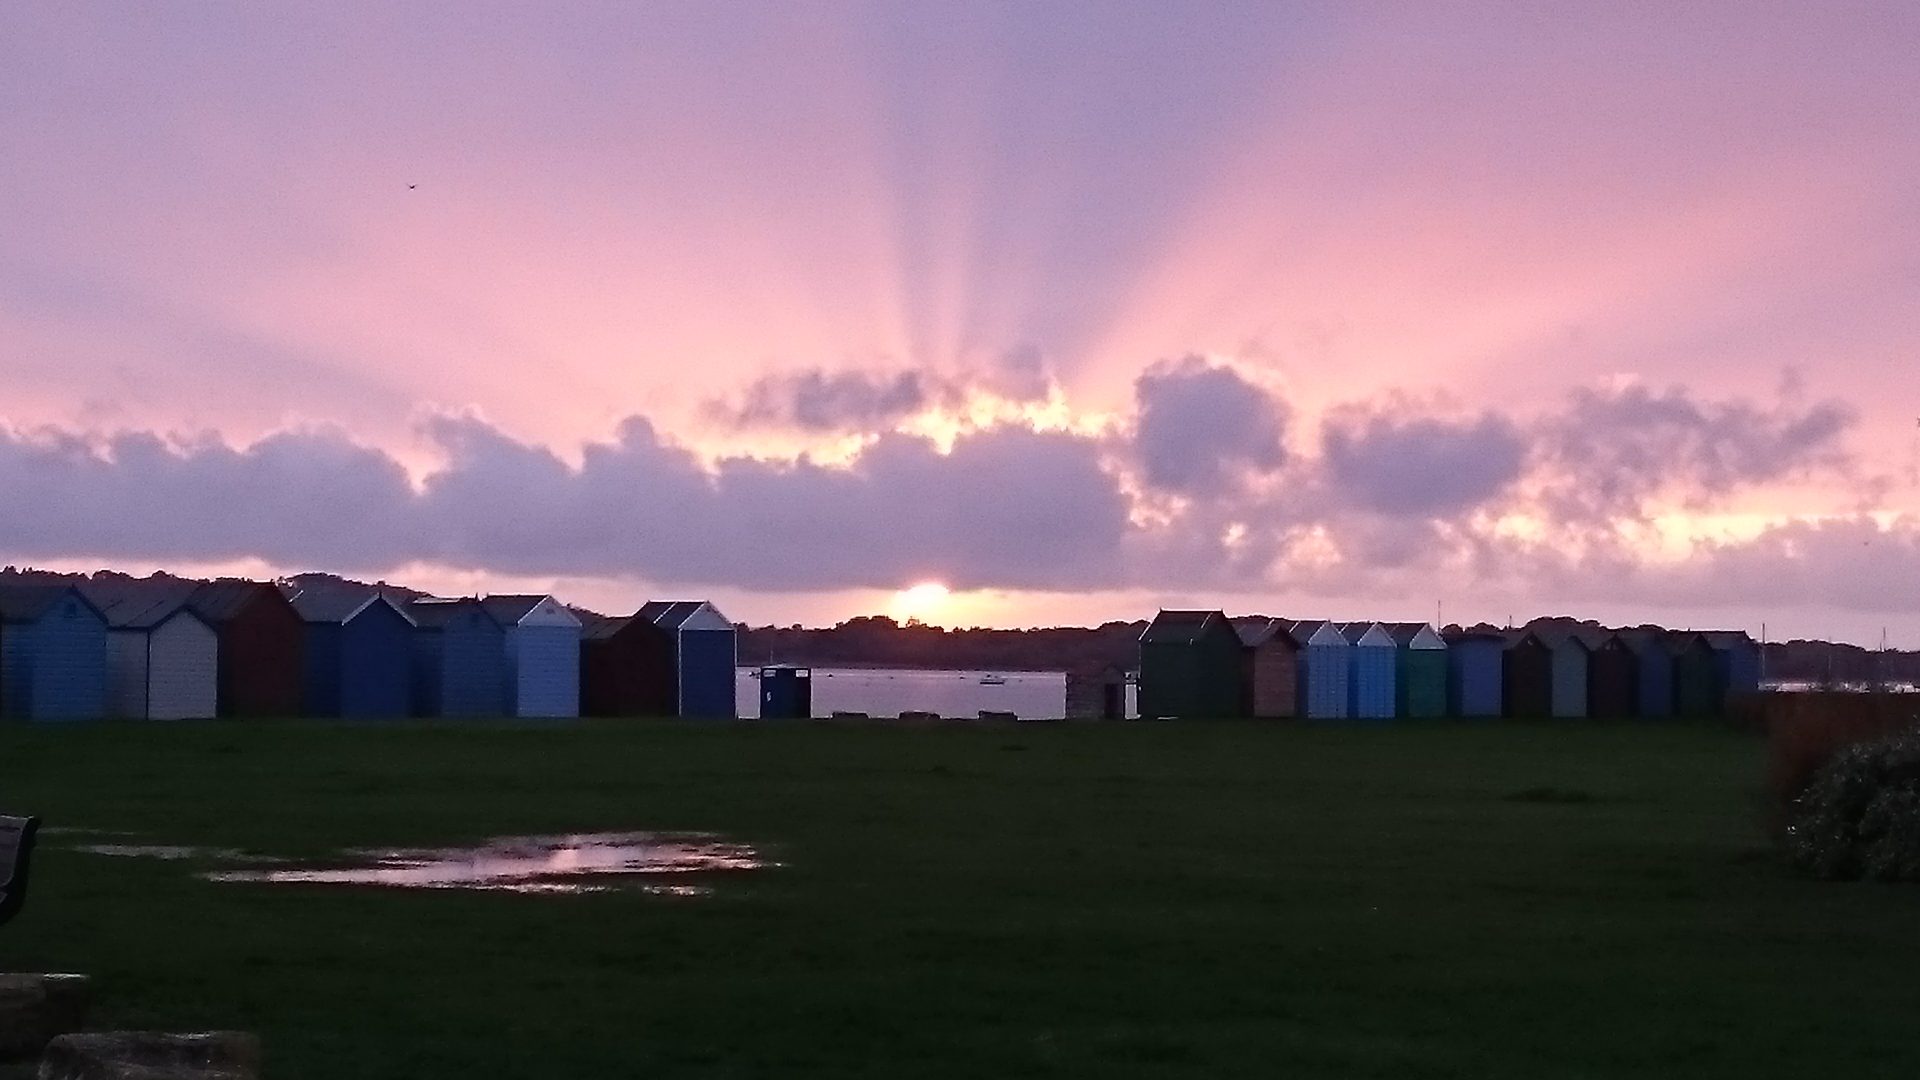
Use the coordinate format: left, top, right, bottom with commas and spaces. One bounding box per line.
203, 832, 767, 895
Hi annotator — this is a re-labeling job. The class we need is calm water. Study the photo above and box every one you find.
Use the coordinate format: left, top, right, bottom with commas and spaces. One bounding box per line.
737, 667, 1105, 720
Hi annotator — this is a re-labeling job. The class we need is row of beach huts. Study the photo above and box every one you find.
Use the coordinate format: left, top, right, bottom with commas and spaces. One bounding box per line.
1134, 611, 1761, 720
0, 580, 739, 721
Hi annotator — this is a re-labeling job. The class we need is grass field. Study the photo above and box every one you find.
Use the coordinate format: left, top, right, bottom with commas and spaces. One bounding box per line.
3, 718, 1917, 1079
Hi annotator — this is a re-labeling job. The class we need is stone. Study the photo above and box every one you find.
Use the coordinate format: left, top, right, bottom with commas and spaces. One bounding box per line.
0, 976, 90, 1061
37, 1032, 260, 1080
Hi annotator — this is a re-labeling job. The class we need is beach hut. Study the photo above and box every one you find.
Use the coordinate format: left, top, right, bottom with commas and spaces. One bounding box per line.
291, 591, 414, 719
407, 598, 507, 718
1443, 628, 1505, 718
759, 666, 814, 719
1673, 633, 1722, 716
580, 613, 677, 717
480, 595, 582, 718
641, 600, 738, 719
1620, 629, 1674, 719
1290, 620, 1352, 720
1138, 610, 1241, 719
187, 580, 304, 717
1503, 630, 1553, 718
1387, 623, 1447, 718
1342, 622, 1398, 720
94, 593, 217, 720
1234, 617, 1299, 719
0, 585, 108, 721
1585, 630, 1639, 718
1544, 629, 1591, 719
1704, 631, 1761, 700
1065, 663, 1128, 720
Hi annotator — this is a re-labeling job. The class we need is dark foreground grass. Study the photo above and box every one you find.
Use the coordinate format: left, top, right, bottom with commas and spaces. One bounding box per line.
3, 719, 1917, 1079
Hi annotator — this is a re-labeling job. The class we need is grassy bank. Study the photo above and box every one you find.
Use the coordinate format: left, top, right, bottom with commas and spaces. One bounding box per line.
2, 719, 1915, 1078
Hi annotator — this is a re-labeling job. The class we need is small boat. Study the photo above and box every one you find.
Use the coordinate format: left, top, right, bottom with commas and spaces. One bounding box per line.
979, 673, 1007, 686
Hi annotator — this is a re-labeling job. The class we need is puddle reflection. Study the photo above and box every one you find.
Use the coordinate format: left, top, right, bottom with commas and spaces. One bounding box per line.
203, 832, 765, 895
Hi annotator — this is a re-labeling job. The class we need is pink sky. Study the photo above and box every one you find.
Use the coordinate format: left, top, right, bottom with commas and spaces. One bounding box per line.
3, 3, 1917, 643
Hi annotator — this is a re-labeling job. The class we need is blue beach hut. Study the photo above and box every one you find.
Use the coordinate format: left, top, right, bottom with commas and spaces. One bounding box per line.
292, 591, 415, 718
0, 584, 108, 721
1620, 629, 1674, 718
1705, 631, 1761, 701
1289, 620, 1351, 720
1544, 629, 1591, 719
641, 601, 737, 719
1341, 622, 1398, 720
406, 598, 507, 718
1443, 628, 1505, 718
480, 595, 582, 718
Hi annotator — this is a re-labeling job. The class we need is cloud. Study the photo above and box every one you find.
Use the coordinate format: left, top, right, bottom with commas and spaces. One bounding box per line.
0, 423, 417, 566
708, 368, 933, 432
1131, 357, 1289, 494
0, 368, 1902, 620
1320, 404, 1527, 517
1533, 380, 1857, 520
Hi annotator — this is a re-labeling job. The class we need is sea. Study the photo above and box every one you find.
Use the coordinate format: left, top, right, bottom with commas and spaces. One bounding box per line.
735, 667, 1135, 721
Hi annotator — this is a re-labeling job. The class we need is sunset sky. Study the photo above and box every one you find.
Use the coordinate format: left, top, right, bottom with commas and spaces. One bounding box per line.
3, 3, 1917, 643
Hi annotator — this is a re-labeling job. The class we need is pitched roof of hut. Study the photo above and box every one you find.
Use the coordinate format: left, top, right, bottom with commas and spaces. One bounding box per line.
404, 597, 498, 630
186, 579, 287, 624
1140, 609, 1228, 645
1231, 616, 1295, 648
0, 583, 97, 624
290, 590, 412, 626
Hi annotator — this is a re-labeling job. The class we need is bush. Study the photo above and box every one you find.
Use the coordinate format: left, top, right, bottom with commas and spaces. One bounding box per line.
1786, 732, 1920, 881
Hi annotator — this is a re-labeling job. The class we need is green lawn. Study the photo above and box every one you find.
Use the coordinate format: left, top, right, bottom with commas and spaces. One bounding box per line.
2, 719, 1915, 1079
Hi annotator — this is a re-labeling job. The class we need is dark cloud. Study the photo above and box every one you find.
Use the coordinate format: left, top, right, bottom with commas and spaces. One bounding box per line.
1535, 381, 1856, 519
1131, 357, 1288, 494
1320, 406, 1527, 517
0, 424, 417, 566
709, 369, 932, 432
0, 413, 1129, 591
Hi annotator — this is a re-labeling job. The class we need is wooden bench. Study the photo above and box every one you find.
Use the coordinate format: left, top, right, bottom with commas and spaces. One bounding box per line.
0, 816, 38, 927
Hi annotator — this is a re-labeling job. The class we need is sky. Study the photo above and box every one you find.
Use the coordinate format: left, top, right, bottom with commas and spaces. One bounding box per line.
2, 2, 1918, 644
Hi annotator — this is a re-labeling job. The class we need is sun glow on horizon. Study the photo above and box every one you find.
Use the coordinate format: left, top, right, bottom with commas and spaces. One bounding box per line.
888, 581, 953, 624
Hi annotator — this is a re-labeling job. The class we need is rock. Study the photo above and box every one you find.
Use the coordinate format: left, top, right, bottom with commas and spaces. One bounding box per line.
37, 1032, 259, 1080
0, 976, 90, 1061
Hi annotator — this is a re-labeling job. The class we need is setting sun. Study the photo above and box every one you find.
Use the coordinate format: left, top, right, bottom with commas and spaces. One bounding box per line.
889, 581, 952, 624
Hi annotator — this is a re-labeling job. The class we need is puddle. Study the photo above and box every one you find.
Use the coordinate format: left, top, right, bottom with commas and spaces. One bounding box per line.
73, 843, 269, 862
202, 832, 766, 895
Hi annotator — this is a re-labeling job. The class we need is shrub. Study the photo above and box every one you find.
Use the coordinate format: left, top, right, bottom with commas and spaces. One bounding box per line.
1786, 732, 1920, 881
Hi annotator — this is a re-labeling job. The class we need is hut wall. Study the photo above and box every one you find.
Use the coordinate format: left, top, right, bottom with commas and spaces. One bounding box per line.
582, 621, 676, 717
429, 612, 506, 718
1349, 641, 1397, 720
340, 602, 412, 718
1504, 640, 1553, 718
217, 594, 304, 718
1299, 642, 1351, 719
1588, 643, 1639, 718
504, 623, 580, 718
301, 622, 344, 716
106, 630, 149, 719
1674, 644, 1721, 715
1244, 642, 1298, 719
13, 601, 109, 721
1714, 641, 1761, 697
1397, 650, 1448, 718
678, 628, 738, 718
1550, 644, 1588, 718
148, 615, 217, 720
1447, 639, 1504, 717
